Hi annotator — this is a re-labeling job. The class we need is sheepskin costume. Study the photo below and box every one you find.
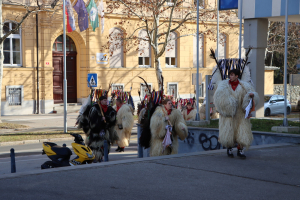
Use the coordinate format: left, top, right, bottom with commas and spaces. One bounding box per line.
150, 106, 188, 157
85, 130, 110, 162
182, 108, 197, 121
138, 107, 146, 124
115, 104, 134, 147
199, 103, 219, 120
77, 101, 117, 162
213, 79, 259, 149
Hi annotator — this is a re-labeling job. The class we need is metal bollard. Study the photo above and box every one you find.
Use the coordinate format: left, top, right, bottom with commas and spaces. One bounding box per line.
137, 124, 143, 158
104, 140, 109, 162
10, 148, 16, 173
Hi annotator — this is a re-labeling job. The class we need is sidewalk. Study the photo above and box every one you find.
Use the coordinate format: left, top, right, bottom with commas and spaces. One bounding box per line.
0, 113, 79, 134
0, 143, 299, 199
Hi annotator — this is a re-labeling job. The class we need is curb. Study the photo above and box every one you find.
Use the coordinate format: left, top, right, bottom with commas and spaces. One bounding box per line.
0, 143, 295, 180
0, 136, 81, 146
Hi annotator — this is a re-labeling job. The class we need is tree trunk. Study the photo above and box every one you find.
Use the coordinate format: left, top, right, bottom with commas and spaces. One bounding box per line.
154, 57, 163, 91
0, 0, 3, 122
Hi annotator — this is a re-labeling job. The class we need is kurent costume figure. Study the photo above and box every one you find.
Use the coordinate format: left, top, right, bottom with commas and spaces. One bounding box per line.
150, 99, 188, 156
182, 102, 197, 121
213, 68, 259, 158
199, 100, 219, 120
76, 95, 117, 162
114, 98, 134, 152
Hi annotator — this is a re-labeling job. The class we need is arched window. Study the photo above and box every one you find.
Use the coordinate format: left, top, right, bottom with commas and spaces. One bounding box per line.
165, 32, 177, 67
3, 22, 22, 66
193, 34, 204, 68
109, 28, 124, 68
218, 34, 227, 59
138, 30, 151, 68
52, 35, 76, 52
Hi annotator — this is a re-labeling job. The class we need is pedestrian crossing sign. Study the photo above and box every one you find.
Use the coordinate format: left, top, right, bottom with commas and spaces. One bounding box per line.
87, 73, 97, 87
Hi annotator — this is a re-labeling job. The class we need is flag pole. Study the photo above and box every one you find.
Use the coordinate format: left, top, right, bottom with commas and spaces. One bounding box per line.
63, 0, 68, 133
238, 0, 243, 59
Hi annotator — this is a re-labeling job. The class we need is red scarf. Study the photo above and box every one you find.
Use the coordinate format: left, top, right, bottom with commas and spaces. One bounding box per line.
229, 79, 239, 91
164, 106, 172, 115
101, 104, 108, 113
187, 108, 193, 115
116, 104, 122, 113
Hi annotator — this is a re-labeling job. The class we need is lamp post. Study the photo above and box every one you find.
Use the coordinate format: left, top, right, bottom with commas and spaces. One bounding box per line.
195, 0, 200, 121
283, 0, 288, 126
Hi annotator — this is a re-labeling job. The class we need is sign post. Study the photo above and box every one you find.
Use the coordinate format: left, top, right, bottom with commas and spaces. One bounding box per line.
63, 0, 67, 133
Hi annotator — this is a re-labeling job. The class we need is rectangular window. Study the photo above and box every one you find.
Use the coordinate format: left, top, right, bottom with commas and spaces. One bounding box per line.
139, 57, 150, 67
166, 57, 176, 67
140, 83, 152, 98
168, 83, 178, 99
3, 22, 22, 66
165, 32, 177, 67
112, 84, 124, 91
6, 85, 23, 106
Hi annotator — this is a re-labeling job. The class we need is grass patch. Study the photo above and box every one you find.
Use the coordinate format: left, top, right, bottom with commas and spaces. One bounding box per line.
133, 115, 139, 120
0, 123, 29, 129
251, 119, 300, 133
0, 130, 84, 143
192, 119, 300, 134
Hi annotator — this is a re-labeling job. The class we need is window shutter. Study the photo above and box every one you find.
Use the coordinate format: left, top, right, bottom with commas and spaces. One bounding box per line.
166, 32, 176, 58
139, 30, 150, 57
109, 28, 124, 68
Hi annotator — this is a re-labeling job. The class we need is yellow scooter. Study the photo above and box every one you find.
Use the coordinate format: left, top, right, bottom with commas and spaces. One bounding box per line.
41, 134, 95, 169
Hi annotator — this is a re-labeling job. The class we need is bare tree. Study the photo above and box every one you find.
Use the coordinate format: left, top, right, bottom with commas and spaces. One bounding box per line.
104, 0, 236, 88
266, 21, 300, 76
0, 0, 59, 121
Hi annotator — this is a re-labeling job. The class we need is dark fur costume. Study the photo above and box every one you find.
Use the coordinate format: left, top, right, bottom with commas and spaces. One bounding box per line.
78, 102, 117, 162
139, 104, 159, 149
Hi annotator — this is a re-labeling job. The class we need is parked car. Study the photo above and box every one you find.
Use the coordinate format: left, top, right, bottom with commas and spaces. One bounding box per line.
264, 95, 291, 116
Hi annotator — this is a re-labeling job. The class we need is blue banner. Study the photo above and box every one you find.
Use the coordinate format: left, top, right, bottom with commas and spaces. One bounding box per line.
219, 0, 238, 10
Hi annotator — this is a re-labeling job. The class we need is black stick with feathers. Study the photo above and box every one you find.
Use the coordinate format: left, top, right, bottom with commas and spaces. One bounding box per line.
209, 48, 224, 80
138, 76, 150, 93
240, 47, 252, 79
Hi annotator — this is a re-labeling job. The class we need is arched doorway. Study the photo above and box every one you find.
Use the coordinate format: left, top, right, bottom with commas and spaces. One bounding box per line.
52, 35, 77, 103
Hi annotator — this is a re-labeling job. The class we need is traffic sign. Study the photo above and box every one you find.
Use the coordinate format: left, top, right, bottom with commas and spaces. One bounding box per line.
87, 73, 97, 87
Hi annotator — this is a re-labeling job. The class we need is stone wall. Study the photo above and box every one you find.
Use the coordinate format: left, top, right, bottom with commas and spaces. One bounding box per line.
274, 84, 300, 103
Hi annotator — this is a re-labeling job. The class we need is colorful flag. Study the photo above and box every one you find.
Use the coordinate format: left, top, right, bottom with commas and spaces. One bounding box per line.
97, 0, 105, 34
73, 0, 89, 32
65, 0, 76, 32
86, 0, 99, 32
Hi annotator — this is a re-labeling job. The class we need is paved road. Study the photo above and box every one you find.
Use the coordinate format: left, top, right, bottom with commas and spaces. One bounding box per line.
0, 125, 138, 175
0, 143, 138, 175
0, 144, 299, 200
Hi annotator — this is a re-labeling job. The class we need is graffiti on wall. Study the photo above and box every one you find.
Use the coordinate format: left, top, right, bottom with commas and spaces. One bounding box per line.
184, 132, 221, 151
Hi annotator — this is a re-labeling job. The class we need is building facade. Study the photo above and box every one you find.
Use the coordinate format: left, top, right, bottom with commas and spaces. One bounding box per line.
1, 0, 274, 115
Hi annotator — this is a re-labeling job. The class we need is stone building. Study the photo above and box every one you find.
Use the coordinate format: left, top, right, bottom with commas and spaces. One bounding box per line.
1, 0, 275, 115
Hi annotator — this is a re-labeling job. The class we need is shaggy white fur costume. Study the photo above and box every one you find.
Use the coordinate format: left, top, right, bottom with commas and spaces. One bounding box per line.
115, 104, 134, 147
199, 103, 219, 120
150, 106, 188, 157
182, 108, 197, 121
213, 79, 259, 149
